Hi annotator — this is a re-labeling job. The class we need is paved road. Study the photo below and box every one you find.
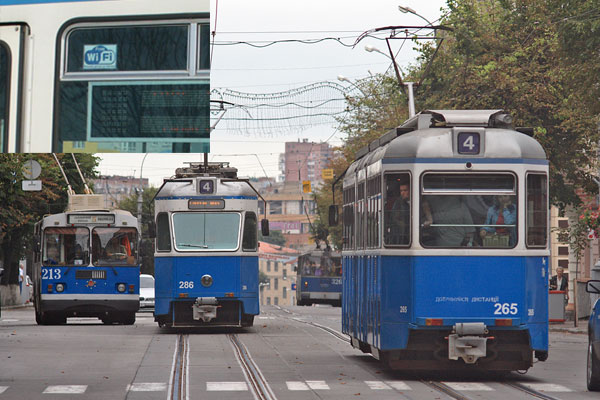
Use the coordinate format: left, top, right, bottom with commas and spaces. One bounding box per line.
0, 305, 595, 399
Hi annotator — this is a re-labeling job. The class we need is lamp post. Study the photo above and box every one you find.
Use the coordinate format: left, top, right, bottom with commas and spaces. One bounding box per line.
138, 154, 148, 233
398, 5, 433, 26
364, 45, 416, 117
337, 75, 367, 96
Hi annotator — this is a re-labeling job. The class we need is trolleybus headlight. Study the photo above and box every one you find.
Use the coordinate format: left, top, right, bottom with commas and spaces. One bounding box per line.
55, 283, 65, 293
201, 275, 213, 287
117, 283, 126, 293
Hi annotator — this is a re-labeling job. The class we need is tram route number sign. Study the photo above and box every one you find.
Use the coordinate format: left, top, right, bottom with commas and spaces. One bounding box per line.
457, 132, 480, 155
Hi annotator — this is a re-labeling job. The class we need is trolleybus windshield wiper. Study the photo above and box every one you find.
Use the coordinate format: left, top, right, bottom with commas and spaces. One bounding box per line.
179, 243, 209, 248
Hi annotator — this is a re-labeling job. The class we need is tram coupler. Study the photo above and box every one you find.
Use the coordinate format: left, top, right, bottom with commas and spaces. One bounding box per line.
448, 322, 490, 364
192, 297, 218, 322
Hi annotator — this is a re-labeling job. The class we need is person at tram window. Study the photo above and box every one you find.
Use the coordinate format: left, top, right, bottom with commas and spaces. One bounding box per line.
549, 266, 569, 302
44, 246, 60, 265
315, 265, 323, 276
426, 195, 475, 247
388, 182, 411, 245
479, 194, 517, 247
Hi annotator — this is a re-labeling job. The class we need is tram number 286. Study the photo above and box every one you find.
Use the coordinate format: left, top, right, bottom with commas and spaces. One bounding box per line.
179, 281, 194, 289
494, 302, 518, 315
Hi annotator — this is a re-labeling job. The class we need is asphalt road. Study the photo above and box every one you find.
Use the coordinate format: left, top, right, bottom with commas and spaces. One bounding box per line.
0, 305, 595, 400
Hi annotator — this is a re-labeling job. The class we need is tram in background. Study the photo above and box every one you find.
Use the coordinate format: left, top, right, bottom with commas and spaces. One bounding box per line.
32, 208, 140, 325
152, 162, 269, 328
0, 0, 209, 153
331, 110, 549, 371
296, 249, 342, 307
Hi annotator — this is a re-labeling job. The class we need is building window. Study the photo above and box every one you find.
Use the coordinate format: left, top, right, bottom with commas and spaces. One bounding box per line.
558, 246, 569, 256
558, 220, 568, 229
274, 278, 279, 290
283, 287, 287, 299
283, 269, 287, 279
266, 297, 271, 305
274, 297, 279, 305
558, 259, 569, 268
274, 262, 279, 272
267, 261, 271, 272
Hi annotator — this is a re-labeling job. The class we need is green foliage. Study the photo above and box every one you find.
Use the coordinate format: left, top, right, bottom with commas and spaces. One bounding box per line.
259, 229, 287, 246
0, 154, 99, 285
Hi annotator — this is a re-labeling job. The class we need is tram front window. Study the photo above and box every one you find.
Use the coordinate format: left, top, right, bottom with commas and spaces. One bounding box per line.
92, 227, 138, 266
43, 227, 89, 266
300, 256, 342, 277
420, 173, 517, 248
172, 213, 241, 251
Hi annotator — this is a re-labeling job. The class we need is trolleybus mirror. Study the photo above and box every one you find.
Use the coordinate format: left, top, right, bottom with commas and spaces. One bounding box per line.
261, 219, 270, 236
148, 221, 156, 239
328, 205, 339, 226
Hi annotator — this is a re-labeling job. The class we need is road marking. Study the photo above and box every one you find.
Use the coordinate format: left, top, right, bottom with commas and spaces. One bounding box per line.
442, 382, 494, 391
127, 383, 167, 391
286, 382, 309, 391
43, 385, 87, 394
206, 382, 248, 391
257, 316, 275, 319
0, 386, 8, 394
306, 381, 329, 390
365, 381, 392, 390
0, 319, 18, 322
386, 381, 412, 390
521, 383, 573, 392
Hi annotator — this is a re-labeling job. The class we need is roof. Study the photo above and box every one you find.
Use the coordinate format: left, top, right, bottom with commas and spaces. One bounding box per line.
258, 241, 300, 255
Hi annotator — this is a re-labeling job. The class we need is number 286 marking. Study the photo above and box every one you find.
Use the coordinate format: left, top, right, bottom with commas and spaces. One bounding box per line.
179, 281, 194, 289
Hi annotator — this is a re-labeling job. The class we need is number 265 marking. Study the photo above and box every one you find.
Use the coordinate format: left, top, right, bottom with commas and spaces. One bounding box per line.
494, 302, 518, 315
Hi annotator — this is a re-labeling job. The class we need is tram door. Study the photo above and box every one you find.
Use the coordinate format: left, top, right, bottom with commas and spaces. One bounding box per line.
0, 25, 26, 152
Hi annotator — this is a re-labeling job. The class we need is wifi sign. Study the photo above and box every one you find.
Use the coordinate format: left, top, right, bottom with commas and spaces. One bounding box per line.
83, 45, 117, 70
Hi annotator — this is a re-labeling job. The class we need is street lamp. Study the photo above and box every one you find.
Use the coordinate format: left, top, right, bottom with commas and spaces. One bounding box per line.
364, 45, 416, 117
398, 5, 433, 26
337, 75, 367, 96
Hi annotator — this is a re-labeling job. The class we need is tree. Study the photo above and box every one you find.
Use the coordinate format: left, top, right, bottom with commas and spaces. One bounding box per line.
0, 154, 99, 285
117, 187, 158, 276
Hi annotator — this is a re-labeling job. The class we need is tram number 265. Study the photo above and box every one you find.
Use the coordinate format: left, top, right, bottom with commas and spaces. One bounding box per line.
493, 302, 518, 315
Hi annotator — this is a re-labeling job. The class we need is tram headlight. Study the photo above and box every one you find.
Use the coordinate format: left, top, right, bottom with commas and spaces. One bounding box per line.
201, 275, 213, 287
117, 283, 127, 293
55, 283, 65, 293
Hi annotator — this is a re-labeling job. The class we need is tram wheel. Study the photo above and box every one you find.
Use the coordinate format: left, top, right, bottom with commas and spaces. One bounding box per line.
120, 313, 136, 325
241, 315, 254, 327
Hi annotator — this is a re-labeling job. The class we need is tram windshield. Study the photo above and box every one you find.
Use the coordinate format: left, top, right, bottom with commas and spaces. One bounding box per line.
43, 227, 90, 266
92, 227, 138, 266
298, 253, 342, 277
419, 173, 517, 248
172, 212, 241, 251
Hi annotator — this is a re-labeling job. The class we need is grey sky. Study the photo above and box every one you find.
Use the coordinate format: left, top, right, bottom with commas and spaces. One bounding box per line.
99, 0, 447, 187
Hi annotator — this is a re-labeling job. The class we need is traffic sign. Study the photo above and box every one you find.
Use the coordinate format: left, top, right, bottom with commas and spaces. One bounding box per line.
302, 180, 311, 193
22, 180, 42, 191
322, 169, 334, 180
291, 283, 296, 290
22, 160, 41, 180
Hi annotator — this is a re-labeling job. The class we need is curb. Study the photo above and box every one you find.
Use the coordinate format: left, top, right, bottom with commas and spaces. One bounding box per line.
0, 303, 33, 311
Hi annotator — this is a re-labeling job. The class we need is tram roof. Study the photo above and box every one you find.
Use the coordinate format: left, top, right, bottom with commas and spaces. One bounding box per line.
41, 208, 137, 225
155, 178, 257, 199
347, 110, 546, 175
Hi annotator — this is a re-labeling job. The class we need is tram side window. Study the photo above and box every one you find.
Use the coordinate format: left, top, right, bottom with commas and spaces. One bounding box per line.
526, 174, 548, 247
43, 227, 90, 266
342, 187, 355, 250
156, 213, 172, 252
367, 176, 381, 248
0, 43, 8, 151
92, 227, 138, 266
384, 173, 411, 246
420, 173, 517, 248
242, 212, 258, 251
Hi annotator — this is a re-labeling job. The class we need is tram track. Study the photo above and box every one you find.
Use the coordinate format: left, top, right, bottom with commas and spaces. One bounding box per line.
228, 333, 278, 400
168, 334, 189, 400
421, 380, 565, 400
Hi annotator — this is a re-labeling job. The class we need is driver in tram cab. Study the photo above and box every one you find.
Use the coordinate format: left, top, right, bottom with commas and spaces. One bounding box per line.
44, 246, 61, 265
104, 234, 134, 264
387, 182, 411, 245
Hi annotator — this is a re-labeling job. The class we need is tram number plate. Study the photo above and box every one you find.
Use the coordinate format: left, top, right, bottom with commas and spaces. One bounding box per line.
457, 132, 480, 154
494, 302, 518, 315
42, 268, 61, 280
179, 281, 194, 289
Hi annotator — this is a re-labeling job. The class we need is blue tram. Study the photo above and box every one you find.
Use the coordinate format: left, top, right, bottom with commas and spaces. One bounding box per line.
33, 209, 140, 325
152, 162, 268, 328
296, 249, 342, 306
334, 110, 549, 371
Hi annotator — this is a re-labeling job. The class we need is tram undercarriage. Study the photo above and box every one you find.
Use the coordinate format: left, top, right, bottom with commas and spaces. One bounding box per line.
155, 299, 255, 328
354, 329, 543, 371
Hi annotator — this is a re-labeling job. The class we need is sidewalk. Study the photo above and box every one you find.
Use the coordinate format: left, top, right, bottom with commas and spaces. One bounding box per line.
549, 320, 587, 334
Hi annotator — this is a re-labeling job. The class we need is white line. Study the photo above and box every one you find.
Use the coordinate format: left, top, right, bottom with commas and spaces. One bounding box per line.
521, 383, 573, 392
185, 334, 190, 400
365, 381, 391, 390
442, 382, 494, 391
0, 319, 18, 322
0, 386, 8, 394
206, 382, 249, 391
43, 385, 87, 394
286, 381, 309, 391
385, 381, 412, 390
127, 383, 167, 391
306, 381, 329, 390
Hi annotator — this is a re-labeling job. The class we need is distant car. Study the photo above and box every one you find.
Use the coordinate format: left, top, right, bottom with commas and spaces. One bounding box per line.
587, 280, 600, 391
139, 274, 155, 309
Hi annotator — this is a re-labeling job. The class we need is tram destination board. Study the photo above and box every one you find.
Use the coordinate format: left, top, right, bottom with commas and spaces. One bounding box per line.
87, 82, 210, 142
188, 199, 225, 209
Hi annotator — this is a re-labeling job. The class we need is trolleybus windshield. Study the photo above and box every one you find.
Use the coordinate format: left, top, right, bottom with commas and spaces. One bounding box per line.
172, 212, 240, 251
420, 173, 517, 248
43, 227, 90, 266
299, 254, 342, 277
92, 227, 138, 266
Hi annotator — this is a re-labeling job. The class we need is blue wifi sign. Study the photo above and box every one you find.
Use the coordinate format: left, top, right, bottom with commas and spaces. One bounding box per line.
83, 45, 117, 70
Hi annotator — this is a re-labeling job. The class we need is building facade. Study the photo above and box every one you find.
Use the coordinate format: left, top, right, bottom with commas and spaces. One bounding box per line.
92, 175, 149, 209
281, 139, 333, 183
258, 241, 298, 307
